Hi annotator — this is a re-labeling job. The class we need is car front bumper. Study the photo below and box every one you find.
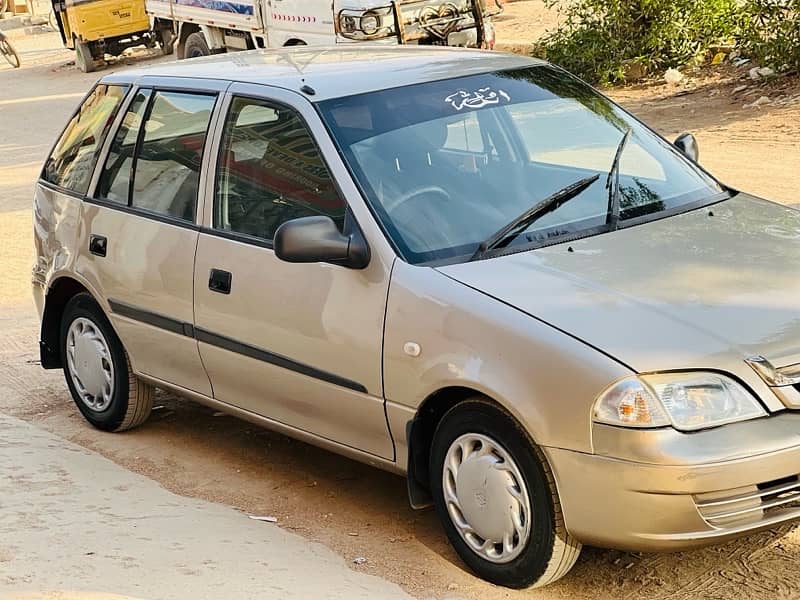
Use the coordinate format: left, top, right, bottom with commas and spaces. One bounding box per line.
546, 412, 800, 551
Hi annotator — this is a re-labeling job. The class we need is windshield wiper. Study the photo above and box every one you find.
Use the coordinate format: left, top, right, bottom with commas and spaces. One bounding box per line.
605, 129, 631, 231
470, 173, 600, 261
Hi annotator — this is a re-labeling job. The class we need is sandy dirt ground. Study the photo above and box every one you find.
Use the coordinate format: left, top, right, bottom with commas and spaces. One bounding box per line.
0, 414, 412, 599
493, 0, 561, 52
1, 16, 800, 600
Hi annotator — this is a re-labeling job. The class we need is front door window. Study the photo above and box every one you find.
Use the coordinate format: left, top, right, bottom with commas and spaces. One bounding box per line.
214, 96, 346, 242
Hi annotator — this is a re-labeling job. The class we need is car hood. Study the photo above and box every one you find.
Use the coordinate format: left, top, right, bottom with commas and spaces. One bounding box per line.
438, 194, 800, 376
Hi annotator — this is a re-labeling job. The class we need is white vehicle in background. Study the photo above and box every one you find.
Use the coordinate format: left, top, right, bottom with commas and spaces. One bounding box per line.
147, 0, 499, 60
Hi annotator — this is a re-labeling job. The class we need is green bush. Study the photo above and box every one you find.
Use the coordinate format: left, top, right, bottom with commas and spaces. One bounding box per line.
534, 0, 745, 84
741, 0, 800, 72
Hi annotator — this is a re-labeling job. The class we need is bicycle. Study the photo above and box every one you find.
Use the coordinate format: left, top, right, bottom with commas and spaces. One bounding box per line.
0, 29, 20, 68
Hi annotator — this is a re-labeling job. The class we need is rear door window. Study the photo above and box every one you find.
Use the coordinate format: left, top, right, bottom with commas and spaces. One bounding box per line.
132, 91, 216, 221
96, 89, 216, 222
96, 89, 152, 204
42, 84, 128, 195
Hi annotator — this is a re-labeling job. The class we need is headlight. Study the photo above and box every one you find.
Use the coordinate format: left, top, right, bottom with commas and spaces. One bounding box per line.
360, 11, 381, 36
593, 372, 766, 431
337, 7, 394, 39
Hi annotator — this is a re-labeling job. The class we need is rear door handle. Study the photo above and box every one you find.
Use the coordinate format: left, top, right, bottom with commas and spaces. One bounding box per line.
208, 269, 232, 294
89, 235, 107, 257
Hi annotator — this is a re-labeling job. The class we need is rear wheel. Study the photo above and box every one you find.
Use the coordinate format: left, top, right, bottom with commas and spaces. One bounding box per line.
74, 39, 96, 73
1, 35, 20, 68
429, 399, 581, 588
160, 32, 175, 55
157, 25, 175, 55
184, 31, 209, 59
60, 293, 153, 432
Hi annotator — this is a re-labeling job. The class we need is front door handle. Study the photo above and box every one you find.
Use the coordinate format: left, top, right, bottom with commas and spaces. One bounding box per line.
89, 235, 107, 257
208, 268, 232, 294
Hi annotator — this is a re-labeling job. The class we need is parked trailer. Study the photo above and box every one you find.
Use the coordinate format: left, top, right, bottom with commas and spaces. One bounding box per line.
145, 0, 499, 59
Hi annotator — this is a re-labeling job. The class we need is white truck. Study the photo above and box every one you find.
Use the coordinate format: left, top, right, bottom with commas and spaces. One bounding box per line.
147, 0, 500, 59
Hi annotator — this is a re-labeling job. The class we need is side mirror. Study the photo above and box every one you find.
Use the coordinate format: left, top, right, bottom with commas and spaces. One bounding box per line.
274, 216, 370, 269
674, 132, 699, 162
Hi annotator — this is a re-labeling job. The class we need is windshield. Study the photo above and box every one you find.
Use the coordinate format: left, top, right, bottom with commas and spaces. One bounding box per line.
319, 66, 724, 264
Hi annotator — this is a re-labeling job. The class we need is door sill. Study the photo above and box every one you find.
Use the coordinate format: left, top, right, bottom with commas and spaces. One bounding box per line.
137, 372, 403, 475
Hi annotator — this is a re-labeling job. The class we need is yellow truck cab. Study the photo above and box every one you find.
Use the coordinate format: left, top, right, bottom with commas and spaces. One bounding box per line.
50, 0, 166, 72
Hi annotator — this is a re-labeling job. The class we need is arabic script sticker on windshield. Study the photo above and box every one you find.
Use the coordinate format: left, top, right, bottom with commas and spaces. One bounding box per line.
445, 87, 510, 111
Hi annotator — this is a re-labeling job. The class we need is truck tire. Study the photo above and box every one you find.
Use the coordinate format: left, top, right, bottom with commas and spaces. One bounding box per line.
184, 31, 210, 59
158, 26, 176, 55
75, 39, 96, 73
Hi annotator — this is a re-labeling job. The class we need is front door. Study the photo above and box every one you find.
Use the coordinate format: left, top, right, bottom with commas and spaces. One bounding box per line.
193, 85, 393, 459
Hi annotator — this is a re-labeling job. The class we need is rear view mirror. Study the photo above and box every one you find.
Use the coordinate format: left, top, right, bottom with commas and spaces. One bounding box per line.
674, 132, 699, 162
274, 216, 370, 269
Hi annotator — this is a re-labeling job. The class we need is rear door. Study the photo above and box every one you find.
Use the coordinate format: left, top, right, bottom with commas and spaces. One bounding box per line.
80, 78, 227, 396
192, 83, 394, 459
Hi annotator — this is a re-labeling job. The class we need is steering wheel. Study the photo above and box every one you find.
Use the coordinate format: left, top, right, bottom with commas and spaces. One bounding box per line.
384, 185, 453, 214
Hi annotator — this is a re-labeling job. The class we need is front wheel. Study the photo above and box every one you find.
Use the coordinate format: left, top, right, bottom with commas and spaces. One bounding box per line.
429, 399, 581, 588
60, 293, 153, 432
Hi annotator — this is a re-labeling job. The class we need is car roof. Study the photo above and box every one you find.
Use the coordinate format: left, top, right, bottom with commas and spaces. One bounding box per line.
101, 46, 545, 101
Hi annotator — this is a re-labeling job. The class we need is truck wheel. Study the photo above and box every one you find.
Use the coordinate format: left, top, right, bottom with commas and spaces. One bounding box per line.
429, 399, 581, 588
60, 293, 154, 432
184, 32, 209, 59
157, 25, 175, 55
75, 39, 96, 73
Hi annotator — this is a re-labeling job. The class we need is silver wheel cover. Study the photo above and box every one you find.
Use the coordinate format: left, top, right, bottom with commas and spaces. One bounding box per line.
66, 317, 115, 412
442, 433, 532, 563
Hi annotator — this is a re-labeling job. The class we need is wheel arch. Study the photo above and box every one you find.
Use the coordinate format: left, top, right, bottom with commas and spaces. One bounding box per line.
405, 385, 522, 509
283, 38, 307, 46
39, 276, 104, 369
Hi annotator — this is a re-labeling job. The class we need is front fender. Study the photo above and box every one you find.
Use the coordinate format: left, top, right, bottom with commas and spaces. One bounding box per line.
383, 261, 633, 460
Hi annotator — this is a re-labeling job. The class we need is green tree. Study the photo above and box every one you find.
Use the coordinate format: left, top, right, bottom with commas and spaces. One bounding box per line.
534, 0, 745, 84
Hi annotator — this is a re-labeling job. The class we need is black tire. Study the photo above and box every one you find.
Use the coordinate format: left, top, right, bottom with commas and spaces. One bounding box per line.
60, 293, 153, 432
429, 398, 581, 589
74, 39, 96, 73
1, 36, 20, 68
183, 31, 209, 59
158, 27, 176, 55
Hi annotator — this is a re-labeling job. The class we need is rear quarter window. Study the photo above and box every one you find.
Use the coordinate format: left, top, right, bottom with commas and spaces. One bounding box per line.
42, 84, 128, 195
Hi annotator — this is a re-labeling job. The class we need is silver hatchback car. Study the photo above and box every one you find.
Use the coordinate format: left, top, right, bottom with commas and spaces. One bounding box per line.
33, 47, 800, 588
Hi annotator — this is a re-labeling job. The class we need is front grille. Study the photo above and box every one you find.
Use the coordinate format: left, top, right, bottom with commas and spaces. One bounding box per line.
694, 475, 800, 528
